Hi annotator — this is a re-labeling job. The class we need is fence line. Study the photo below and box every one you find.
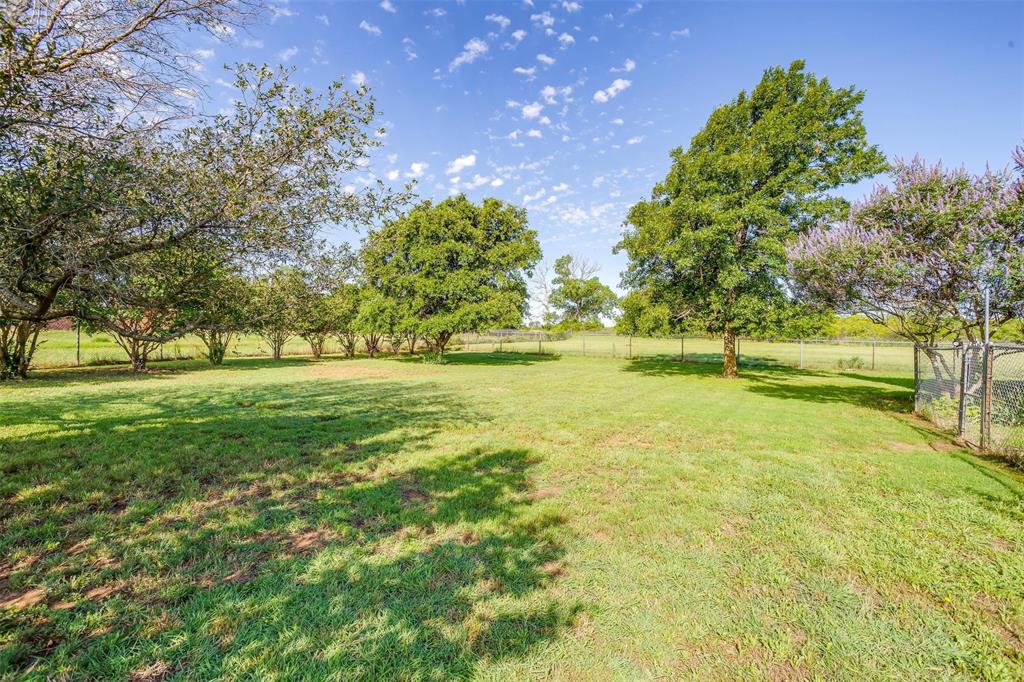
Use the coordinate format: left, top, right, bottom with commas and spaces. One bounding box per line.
458, 331, 915, 373
915, 342, 1024, 464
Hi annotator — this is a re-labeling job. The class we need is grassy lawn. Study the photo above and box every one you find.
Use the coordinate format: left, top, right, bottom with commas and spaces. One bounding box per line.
1, 353, 1022, 680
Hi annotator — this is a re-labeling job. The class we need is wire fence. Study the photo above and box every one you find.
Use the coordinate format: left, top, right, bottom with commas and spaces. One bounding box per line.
458, 331, 915, 374
915, 343, 1024, 464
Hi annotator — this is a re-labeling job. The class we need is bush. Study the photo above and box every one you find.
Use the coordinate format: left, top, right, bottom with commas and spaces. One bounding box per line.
835, 356, 866, 371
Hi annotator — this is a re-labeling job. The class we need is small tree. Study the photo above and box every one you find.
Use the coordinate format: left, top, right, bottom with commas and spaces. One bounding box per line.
252, 268, 304, 360
355, 291, 396, 358
617, 60, 885, 377
549, 254, 618, 330
194, 270, 255, 365
361, 195, 541, 356
790, 155, 1024, 386
330, 284, 362, 357
294, 245, 357, 359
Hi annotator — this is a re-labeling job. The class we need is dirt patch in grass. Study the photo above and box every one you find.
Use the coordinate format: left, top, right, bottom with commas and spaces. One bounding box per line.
526, 486, 564, 501
0, 587, 46, 609
130, 660, 174, 681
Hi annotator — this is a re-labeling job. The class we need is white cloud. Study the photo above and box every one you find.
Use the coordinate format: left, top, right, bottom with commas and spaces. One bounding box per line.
278, 46, 299, 61
268, 5, 295, 21
360, 20, 382, 35
526, 129, 543, 138
671, 27, 690, 38
387, 153, 398, 164
524, 188, 547, 203
530, 11, 555, 27
490, 178, 505, 187
386, 169, 400, 181
611, 58, 635, 73
465, 174, 491, 189
446, 153, 476, 175
611, 117, 624, 125
403, 37, 417, 60
552, 182, 569, 191
351, 71, 367, 86
592, 78, 631, 103
380, 0, 396, 13
521, 102, 543, 119
343, 184, 356, 194
425, 7, 445, 17
449, 37, 488, 71
558, 32, 575, 48
315, 14, 329, 26
538, 115, 551, 125
562, 1, 582, 11
406, 162, 429, 178
540, 85, 572, 104
536, 53, 556, 66
241, 38, 263, 48
592, 175, 605, 187
514, 66, 536, 79
486, 14, 511, 30
193, 48, 215, 60
511, 29, 527, 42
541, 195, 557, 206
211, 22, 236, 37
627, 136, 644, 144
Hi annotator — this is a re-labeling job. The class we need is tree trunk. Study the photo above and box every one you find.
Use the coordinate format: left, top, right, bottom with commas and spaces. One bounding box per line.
407, 333, 418, 355
722, 327, 738, 378
1, 320, 44, 379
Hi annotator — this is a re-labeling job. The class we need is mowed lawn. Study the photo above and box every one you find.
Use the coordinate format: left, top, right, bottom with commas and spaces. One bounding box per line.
1, 354, 1022, 681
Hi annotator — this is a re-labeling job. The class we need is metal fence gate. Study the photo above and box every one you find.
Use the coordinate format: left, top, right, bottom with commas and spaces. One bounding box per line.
916, 342, 1024, 464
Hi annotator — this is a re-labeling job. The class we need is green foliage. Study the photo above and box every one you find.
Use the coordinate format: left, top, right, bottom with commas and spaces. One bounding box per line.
617, 60, 885, 375
361, 195, 541, 354
616, 290, 674, 336
548, 255, 618, 327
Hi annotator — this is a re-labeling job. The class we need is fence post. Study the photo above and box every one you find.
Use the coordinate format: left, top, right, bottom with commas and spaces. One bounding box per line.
981, 343, 993, 449
871, 341, 876, 371
799, 339, 804, 369
76, 325, 81, 366
538, 337, 542, 355
681, 336, 685, 362
957, 348, 971, 439
629, 335, 632, 360
913, 345, 920, 412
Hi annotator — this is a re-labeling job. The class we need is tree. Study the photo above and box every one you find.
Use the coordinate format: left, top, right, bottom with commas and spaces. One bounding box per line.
616, 289, 673, 337
530, 258, 556, 327
251, 268, 304, 360
0, 64, 400, 377
361, 195, 541, 356
549, 254, 618, 330
1, 0, 256, 147
616, 60, 886, 377
194, 269, 255, 365
330, 284, 362, 358
790, 155, 1024, 386
354, 290, 395, 358
294, 245, 357, 359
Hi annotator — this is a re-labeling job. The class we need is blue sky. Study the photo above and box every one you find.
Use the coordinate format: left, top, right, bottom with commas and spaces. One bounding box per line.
190, 0, 1024, 296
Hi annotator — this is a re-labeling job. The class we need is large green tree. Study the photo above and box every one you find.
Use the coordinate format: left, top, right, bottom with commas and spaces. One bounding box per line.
548, 254, 618, 330
361, 195, 541, 356
616, 60, 886, 377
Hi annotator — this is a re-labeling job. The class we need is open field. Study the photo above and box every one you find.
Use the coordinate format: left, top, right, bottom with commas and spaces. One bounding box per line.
2, 354, 1023, 680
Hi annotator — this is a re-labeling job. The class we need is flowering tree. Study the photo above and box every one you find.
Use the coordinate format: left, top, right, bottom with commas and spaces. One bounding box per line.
789, 155, 1024, 385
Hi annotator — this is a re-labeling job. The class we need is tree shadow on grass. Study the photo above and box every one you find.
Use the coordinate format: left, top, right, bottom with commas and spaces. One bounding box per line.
622, 356, 913, 412
0, 376, 576, 679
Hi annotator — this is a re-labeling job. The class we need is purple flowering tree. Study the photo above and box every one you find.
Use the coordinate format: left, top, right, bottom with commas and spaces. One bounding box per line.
789, 154, 1024, 387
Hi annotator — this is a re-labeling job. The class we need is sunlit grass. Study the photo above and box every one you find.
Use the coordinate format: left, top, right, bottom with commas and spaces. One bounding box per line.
1, 353, 1022, 680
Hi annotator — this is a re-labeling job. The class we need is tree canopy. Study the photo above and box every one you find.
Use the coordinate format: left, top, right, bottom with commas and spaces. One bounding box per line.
548, 254, 618, 330
616, 60, 886, 376
361, 195, 541, 355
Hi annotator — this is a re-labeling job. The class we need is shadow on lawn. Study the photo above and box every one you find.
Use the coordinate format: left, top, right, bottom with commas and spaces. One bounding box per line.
0, 376, 575, 679
622, 356, 913, 412
399, 351, 562, 366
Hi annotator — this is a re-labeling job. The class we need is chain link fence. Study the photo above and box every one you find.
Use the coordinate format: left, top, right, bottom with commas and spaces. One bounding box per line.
458, 331, 915, 373
915, 343, 1024, 465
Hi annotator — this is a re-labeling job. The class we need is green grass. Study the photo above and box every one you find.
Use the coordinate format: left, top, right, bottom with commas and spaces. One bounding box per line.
1, 353, 1022, 680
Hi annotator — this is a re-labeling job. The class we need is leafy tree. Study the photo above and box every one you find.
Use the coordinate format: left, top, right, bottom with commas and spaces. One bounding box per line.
0, 64, 399, 377
330, 284, 362, 358
361, 195, 541, 356
354, 290, 395, 358
790, 155, 1024, 385
616, 60, 885, 377
294, 245, 357, 359
548, 254, 618, 330
251, 268, 305, 361
616, 290, 673, 337
194, 269, 256, 366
